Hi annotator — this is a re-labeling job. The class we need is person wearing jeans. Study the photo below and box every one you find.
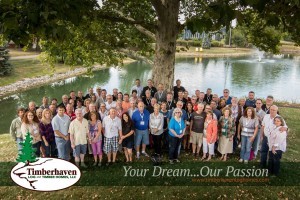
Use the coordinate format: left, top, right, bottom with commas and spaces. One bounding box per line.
238, 107, 259, 164
168, 108, 185, 164
260, 105, 288, 168
52, 105, 71, 160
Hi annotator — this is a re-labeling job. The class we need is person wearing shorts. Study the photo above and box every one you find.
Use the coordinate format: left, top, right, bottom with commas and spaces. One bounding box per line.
102, 108, 122, 166
69, 109, 89, 168
88, 111, 103, 167
132, 102, 150, 159
190, 103, 206, 159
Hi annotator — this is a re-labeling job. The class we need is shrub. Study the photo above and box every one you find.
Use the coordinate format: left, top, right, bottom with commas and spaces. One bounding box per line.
0, 46, 12, 76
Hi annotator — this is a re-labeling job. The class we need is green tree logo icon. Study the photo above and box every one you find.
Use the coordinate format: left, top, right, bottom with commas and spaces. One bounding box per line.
16, 132, 37, 165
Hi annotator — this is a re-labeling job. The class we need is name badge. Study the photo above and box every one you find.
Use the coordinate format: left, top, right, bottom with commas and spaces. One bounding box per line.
180, 130, 182, 134
140, 121, 145, 125
33, 130, 38, 135
222, 128, 226, 132
243, 128, 248, 132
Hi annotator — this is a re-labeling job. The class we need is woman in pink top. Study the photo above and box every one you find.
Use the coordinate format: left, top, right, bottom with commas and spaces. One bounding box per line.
202, 111, 218, 161
268, 116, 287, 176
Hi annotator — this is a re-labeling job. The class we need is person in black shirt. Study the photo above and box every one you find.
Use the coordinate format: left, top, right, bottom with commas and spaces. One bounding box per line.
175, 90, 187, 110
120, 112, 135, 163
173, 79, 185, 99
166, 92, 176, 111
262, 95, 276, 114
141, 79, 157, 98
85, 88, 95, 100
142, 90, 152, 108
204, 88, 213, 104
57, 94, 69, 110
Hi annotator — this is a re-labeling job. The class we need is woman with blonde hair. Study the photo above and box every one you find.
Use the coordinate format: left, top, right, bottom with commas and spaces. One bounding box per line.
40, 109, 56, 157
150, 104, 164, 156
21, 111, 42, 157
218, 107, 235, 161
168, 108, 186, 164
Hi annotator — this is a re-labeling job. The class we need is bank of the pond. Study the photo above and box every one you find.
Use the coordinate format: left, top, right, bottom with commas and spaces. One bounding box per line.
175, 47, 254, 57
0, 59, 136, 98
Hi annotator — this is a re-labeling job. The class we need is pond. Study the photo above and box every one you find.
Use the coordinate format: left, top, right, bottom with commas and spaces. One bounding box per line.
0, 55, 299, 134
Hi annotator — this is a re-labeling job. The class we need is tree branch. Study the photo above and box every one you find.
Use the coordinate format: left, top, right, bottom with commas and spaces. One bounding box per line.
113, 10, 156, 41
119, 48, 154, 65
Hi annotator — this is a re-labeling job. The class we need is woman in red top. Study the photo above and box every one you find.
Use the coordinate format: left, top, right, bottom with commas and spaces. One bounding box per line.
201, 111, 218, 161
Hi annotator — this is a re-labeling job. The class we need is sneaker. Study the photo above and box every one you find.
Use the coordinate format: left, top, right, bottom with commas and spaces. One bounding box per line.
174, 159, 181, 163
169, 160, 174, 164
98, 162, 102, 167
93, 162, 97, 167
239, 159, 243, 163
136, 152, 140, 159
244, 160, 248, 164
141, 152, 149, 157
81, 162, 88, 168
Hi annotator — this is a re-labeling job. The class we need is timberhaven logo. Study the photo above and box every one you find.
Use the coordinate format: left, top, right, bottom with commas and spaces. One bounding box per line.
10, 132, 81, 191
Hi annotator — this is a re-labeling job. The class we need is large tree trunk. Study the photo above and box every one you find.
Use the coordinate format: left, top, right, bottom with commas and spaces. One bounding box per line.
152, 0, 180, 92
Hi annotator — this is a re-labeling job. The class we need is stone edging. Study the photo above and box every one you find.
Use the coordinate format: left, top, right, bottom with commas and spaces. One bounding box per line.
0, 65, 107, 98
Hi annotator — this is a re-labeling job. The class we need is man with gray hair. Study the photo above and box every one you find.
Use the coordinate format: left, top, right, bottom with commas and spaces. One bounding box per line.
102, 108, 122, 165
260, 105, 288, 168
69, 109, 89, 168
127, 99, 138, 118
57, 94, 69, 109
132, 102, 151, 158
105, 94, 116, 110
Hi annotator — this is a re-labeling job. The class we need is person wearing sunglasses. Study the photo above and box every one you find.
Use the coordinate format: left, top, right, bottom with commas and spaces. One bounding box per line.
168, 108, 185, 164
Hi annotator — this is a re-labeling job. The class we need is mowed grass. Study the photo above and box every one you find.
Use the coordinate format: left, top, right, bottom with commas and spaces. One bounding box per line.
0, 106, 299, 199
0, 58, 72, 87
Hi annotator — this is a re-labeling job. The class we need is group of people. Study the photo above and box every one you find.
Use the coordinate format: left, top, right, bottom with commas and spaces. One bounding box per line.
10, 79, 288, 175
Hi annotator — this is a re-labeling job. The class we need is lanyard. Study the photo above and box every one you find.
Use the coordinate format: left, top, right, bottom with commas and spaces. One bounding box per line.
158, 92, 163, 100
140, 112, 144, 121
146, 98, 151, 105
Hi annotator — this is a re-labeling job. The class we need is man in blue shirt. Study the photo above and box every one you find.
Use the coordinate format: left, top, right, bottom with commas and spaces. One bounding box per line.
132, 102, 150, 158
220, 89, 232, 105
245, 91, 256, 108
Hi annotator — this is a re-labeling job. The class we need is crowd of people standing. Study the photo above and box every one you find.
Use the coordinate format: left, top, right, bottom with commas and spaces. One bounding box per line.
10, 79, 288, 175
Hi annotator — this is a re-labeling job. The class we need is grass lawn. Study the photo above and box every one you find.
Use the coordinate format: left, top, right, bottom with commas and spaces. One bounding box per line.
0, 106, 299, 199
8, 49, 40, 57
0, 58, 73, 87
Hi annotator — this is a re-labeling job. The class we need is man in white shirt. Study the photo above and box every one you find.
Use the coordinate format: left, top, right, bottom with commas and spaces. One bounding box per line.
105, 94, 116, 110
131, 79, 143, 97
69, 109, 89, 168
260, 105, 287, 168
102, 108, 122, 166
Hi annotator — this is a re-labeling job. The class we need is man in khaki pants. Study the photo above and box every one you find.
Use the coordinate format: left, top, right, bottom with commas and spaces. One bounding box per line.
190, 103, 206, 159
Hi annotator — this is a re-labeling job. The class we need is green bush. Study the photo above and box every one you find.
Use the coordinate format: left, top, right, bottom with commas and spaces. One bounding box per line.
211, 40, 224, 47
0, 46, 12, 76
